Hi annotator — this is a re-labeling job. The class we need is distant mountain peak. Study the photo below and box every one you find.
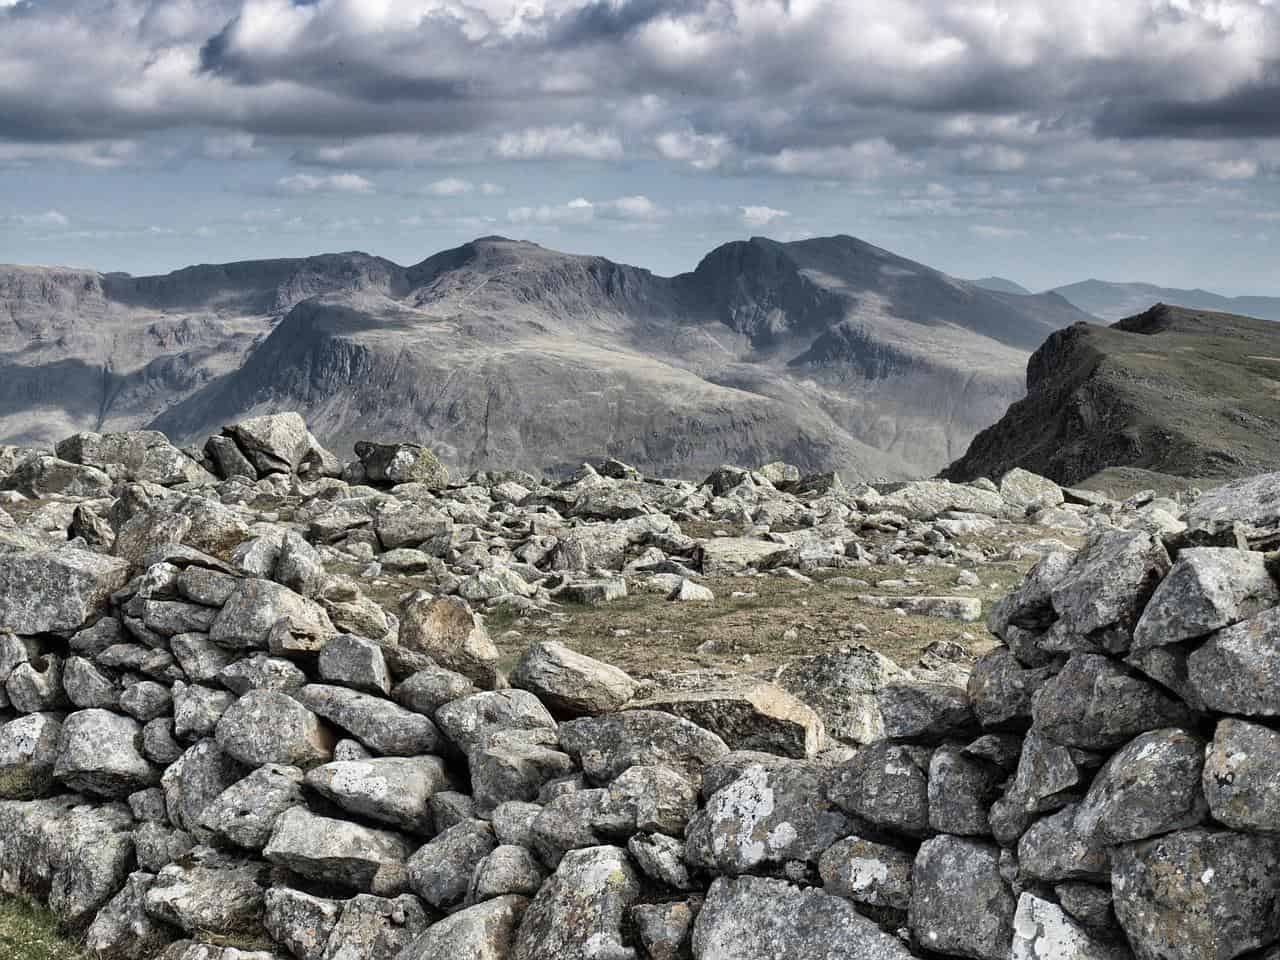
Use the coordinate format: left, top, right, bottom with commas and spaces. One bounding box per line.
972, 276, 1031, 296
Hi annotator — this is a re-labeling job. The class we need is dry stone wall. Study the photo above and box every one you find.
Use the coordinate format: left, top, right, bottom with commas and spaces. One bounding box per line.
0, 415, 1277, 960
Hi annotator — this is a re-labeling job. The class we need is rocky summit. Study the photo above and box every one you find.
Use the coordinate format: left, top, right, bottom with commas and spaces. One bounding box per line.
1, 411, 1279, 960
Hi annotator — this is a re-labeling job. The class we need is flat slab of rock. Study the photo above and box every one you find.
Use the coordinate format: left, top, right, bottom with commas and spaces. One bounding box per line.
301, 684, 443, 756
0, 548, 130, 634
264, 806, 414, 894
697, 537, 793, 576
692, 875, 915, 959
855, 595, 982, 622
559, 710, 729, 787
510, 641, 638, 716
628, 674, 824, 758
306, 757, 451, 834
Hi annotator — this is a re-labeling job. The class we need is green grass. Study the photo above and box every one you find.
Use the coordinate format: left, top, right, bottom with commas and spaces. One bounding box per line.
0, 899, 83, 960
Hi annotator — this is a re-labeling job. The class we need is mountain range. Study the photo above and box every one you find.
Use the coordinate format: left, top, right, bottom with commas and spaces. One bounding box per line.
0, 235, 1092, 480
972, 276, 1280, 323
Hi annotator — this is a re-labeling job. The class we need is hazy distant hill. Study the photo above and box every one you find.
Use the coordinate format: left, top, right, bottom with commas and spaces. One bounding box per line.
2, 235, 1092, 479
943, 304, 1280, 485
972, 276, 1032, 296
1051, 279, 1280, 322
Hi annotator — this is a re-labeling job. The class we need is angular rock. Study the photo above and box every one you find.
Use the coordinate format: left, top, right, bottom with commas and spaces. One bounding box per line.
829, 742, 930, 837
1185, 471, 1280, 549
0, 712, 62, 799
468, 731, 577, 816
397, 895, 527, 960
879, 680, 977, 741
408, 819, 497, 911
1202, 718, 1280, 835
1133, 548, 1280, 650
209, 578, 335, 651
264, 806, 414, 894
967, 649, 1056, 730
318, 634, 392, 696
84, 871, 177, 960
226, 413, 311, 475
629, 832, 695, 891
322, 893, 432, 960
398, 596, 499, 688
927, 746, 1002, 836
356, 441, 449, 488
199, 764, 305, 850
4, 455, 112, 498
819, 835, 914, 911
0, 548, 129, 635
468, 844, 545, 903
1010, 894, 1130, 960
215, 690, 335, 768
143, 857, 268, 936
54, 709, 158, 797
162, 739, 249, 835
634, 900, 700, 960
300, 684, 442, 756
1000, 469, 1064, 510
512, 845, 638, 960
510, 641, 638, 716
1188, 607, 1280, 717
1048, 530, 1170, 653
773, 647, 908, 746
1018, 805, 1111, 883
263, 887, 340, 960
393, 666, 480, 717
306, 757, 451, 835
910, 836, 1016, 960
559, 710, 729, 787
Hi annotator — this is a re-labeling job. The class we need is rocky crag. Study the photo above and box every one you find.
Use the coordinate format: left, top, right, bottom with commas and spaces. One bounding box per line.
944, 304, 1280, 487
2, 235, 1092, 479
0, 413, 1278, 960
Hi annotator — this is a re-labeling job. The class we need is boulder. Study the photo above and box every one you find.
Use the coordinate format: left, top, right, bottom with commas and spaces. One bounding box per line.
356, 441, 449, 488
56, 431, 209, 485
633, 899, 700, 960
1185, 471, 1280, 549
1132, 548, 1279, 650
772, 647, 908, 745
927, 746, 1003, 836
161, 739, 249, 835
909, 836, 1016, 960
393, 667, 480, 716
1010, 893, 1130, 960
468, 844, 546, 903
1202, 718, 1280, 835
510, 641, 638, 716
396, 895, 527, 960
84, 871, 177, 960
685, 762, 854, 875
999, 469, 1064, 510
511, 845, 639, 960
829, 742, 930, 837
559, 710, 729, 787
398, 596, 499, 688
1111, 828, 1280, 960
0, 712, 62, 799
692, 875, 915, 960
143, 856, 268, 936
198, 764, 306, 850
3, 455, 112, 498
208, 579, 335, 651
1018, 805, 1111, 883
53, 709, 158, 798
264, 806, 414, 894
215, 690, 335, 768
0, 548, 129, 634
407, 819, 497, 910
300, 684, 443, 756
318, 634, 392, 696
225, 413, 311, 475
305, 757, 451, 834
1048, 530, 1170, 653
819, 836, 914, 911
628, 674, 824, 758
1188, 607, 1280, 716
878, 680, 977, 741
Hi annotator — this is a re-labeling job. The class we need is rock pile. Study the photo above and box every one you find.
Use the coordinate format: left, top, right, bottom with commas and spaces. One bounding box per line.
0, 413, 1276, 960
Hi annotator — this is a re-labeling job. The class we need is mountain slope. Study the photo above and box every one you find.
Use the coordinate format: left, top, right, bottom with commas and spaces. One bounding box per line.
972, 276, 1032, 295
3, 236, 1092, 479
942, 304, 1280, 485
1051, 279, 1280, 322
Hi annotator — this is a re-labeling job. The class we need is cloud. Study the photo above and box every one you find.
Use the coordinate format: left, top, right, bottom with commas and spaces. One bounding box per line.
741, 205, 790, 227
495, 125, 624, 161
424, 177, 474, 196
969, 224, 1029, 239
480, 182, 505, 196
655, 129, 732, 170
276, 172, 374, 194
4, 209, 70, 228
507, 194, 667, 225
1105, 232, 1151, 242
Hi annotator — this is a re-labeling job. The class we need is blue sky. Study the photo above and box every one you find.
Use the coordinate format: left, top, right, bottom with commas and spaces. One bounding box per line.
3, 0, 1279, 294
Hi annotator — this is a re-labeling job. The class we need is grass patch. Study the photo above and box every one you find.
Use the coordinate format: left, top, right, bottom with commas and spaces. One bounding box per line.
0, 899, 83, 960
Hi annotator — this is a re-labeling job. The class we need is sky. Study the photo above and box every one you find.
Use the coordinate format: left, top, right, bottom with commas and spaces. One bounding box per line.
2, 0, 1279, 294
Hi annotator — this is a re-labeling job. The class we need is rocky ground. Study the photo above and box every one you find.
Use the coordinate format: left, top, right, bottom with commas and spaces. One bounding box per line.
0, 412, 1277, 960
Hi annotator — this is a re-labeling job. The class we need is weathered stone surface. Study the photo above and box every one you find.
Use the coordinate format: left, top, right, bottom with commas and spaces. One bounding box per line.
172, 682, 236, 740
199, 764, 305, 850
398, 595, 499, 688
318, 634, 392, 696
927, 746, 1002, 836
263, 887, 340, 960
1010, 893, 1130, 960
1188, 607, 1280, 717
1074, 728, 1208, 846
601, 763, 697, 837
468, 844, 546, 903
634, 899, 700, 960
397, 895, 527, 960
1202, 718, 1280, 835
226, 413, 311, 475
1018, 805, 1111, 883
559, 710, 729, 786
6, 654, 68, 713
143, 856, 268, 936
161, 739, 248, 836
301, 684, 442, 756
511, 641, 638, 716
54, 709, 158, 798
1111, 828, 1280, 960
1132, 548, 1280, 650
218, 653, 308, 696
435, 689, 557, 755
0, 548, 129, 634
322, 893, 432, 960
4, 455, 112, 498
209, 578, 335, 651
468, 730, 577, 816
967, 649, 1056, 730
216, 690, 334, 768
879, 680, 977, 741
773, 647, 908, 745
264, 806, 414, 894
686, 762, 853, 875
819, 836, 914, 911
1048, 530, 1170, 653
697, 537, 792, 576
1031, 654, 1191, 749
1185, 471, 1280, 549
57, 430, 208, 485
306, 757, 451, 835
629, 831, 694, 890
856, 594, 982, 622
408, 819, 497, 910
829, 742, 930, 837
629, 674, 823, 758
988, 548, 1076, 642
693, 875, 915, 960
512, 845, 639, 960
84, 871, 177, 960
394, 666, 480, 716
910, 836, 1016, 960
1000, 469, 1064, 510
357, 441, 449, 488
0, 712, 62, 799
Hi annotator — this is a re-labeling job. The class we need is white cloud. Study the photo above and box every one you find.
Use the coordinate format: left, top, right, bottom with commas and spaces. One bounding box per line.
655, 130, 733, 170
276, 173, 374, 195
425, 177, 474, 196
507, 198, 596, 225
601, 195, 666, 220
1105, 232, 1151, 241
969, 224, 1029, 239
741, 205, 790, 227
6, 209, 70, 228
750, 139, 919, 180
495, 125, 623, 161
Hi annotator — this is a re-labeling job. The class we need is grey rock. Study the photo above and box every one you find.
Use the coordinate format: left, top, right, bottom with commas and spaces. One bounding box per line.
878, 680, 977, 741
491, 801, 543, 848
133, 821, 194, 873
276, 530, 325, 598
162, 739, 249, 836
84, 871, 177, 960
468, 730, 577, 816
829, 742, 930, 837
692, 875, 915, 960
396, 895, 527, 960
510, 640, 638, 716
301, 683, 442, 756
819, 835, 914, 911
0, 712, 62, 798
4, 655, 67, 712
119, 679, 172, 722
306, 757, 451, 834
318, 634, 392, 696
264, 806, 414, 894
910, 836, 1016, 960
142, 718, 186, 764
467, 844, 546, 904
172, 682, 236, 740
4, 455, 112, 498
198, 763, 305, 850
176, 567, 240, 607
633, 899, 700, 960
1000, 469, 1064, 510
1010, 893, 1130, 960
967, 649, 1056, 730
1054, 882, 1118, 931
629, 832, 695, 890
1188, 607, 1280, 717
773, 647, 908, 746
1132, 548, 1280, 650
1074, 727, 1208, 846
263, 888, 340, 960
128, 787, 168, 822
559, 710, 729, 787
393, 666, 480, 716
430, 790, 476, 832
686, 761, 853, 875
170, 634, 237, 684
601, 763, 697, 837
218, 654, 308, 696
215, 690, 335, 768
512, 844, 638, 960
54, 708, 159, 797
928, 746, 1002, 836
1048, 530, 1170, 653
1202, 718, 1280, 835
398, 595, 498, 688
0, 548, 129, 634
63, 655, 122, 709
1018, 805, 1111, 883
356, 441, 449, 488
226, 412, 311, 475
1185, 471, 1280, 549
208, 578, 335, 651
322, 893, 433, 960
143, 856, 268, 936
434, 689, 556, 755
988, 549, 1076, 641
1031, 654, 1191, 749
408, 819, 497, 911
1111, 828, 1280, 960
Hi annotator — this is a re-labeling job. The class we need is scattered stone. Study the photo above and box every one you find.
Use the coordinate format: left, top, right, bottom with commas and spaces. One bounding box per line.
511, 641, 638, 716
